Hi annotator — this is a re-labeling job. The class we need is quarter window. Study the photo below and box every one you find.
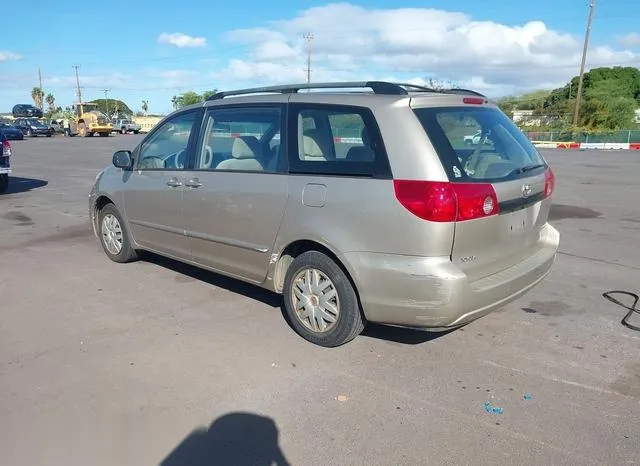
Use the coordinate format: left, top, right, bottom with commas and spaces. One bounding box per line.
289, 105, 391, 178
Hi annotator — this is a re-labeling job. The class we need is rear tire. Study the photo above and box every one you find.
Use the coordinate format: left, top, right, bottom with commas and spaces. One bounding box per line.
0, 174, 8, 193
97, 203, 138, 263
283, 250, 364, 347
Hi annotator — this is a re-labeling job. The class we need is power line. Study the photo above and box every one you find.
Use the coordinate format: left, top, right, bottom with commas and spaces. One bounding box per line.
573, 0, 596, 127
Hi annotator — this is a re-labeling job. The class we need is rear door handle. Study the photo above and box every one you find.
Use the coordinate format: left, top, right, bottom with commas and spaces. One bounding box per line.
166, 177, 182, 188
184, 178, 202, 188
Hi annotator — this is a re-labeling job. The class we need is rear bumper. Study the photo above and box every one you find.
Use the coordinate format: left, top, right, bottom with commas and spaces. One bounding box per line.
345, 223, 560, 328
0, 156, 11, 174
89, 126, 112, 132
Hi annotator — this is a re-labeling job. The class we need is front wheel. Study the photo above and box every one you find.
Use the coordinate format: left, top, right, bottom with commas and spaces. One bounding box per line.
97, 204, 138, 263
0, 174, 8, 193
283, 250, 365, 347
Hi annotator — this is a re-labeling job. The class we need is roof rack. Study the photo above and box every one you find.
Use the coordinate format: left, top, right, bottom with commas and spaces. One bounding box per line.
395, 83, 487, 98
207, 81, 487, 100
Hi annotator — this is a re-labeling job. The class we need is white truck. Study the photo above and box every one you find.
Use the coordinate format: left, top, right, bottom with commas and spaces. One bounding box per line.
111, 118, 141, 134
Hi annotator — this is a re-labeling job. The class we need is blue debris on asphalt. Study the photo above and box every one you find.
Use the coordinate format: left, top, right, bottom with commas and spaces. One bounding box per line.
484, 401, 503, 414
524, 393, 533, 400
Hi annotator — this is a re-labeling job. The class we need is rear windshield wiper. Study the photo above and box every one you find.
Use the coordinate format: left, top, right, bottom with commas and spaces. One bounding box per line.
510, 164, 546, 176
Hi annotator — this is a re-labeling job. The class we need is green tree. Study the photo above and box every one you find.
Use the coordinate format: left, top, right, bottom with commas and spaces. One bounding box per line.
31, 87, 43, 109
45, 93, 56, 115
178, 91, 203, 107
201, 89, 218, 100
141, 100, 149, 115
171, 90, 218, 109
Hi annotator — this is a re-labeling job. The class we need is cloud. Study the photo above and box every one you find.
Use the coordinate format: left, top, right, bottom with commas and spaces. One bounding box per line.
158, 32, 207, 48
219, 3, 640, 96
617, 33, 640, 48
144, 69, 200, 89
0, 51, 22, 61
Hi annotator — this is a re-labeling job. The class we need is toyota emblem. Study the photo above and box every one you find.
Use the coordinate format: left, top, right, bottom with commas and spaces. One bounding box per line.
521, 184, 532, 198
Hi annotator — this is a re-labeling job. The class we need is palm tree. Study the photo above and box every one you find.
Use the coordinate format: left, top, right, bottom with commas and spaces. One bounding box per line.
31, 87, 43, 109
45, 93, 56, 114
171, 96, 178, 110
141, 100, 149, 116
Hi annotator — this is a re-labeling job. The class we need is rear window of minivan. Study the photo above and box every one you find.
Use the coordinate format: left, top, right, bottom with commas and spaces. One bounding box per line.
413, 106, 546, 183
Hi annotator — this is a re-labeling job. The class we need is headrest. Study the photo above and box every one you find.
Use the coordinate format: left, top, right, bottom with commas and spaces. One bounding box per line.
303, 129, 333, 159
303, 135, 325, 158
231, 136, 259, 159
361, 126, 371, 146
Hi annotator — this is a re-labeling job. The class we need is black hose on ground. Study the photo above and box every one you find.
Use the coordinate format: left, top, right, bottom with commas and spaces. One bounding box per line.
602, 291, 640, 332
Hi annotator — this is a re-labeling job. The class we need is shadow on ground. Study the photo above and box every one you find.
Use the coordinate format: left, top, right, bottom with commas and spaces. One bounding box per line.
161, 412, 291, 466
144, 252, 453, 346
144, 253, 282, 308
2, 176, 48, 195
362, 324, 455, 345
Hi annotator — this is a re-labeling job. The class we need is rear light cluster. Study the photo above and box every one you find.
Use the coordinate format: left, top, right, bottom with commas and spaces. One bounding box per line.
393, 180, 499, 222
394, 166, 556, 223
544, 167, 555, 198
2, 139, 11, 157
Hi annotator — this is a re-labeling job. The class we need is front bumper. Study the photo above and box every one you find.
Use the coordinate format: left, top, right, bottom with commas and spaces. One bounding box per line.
344, 223, 560, 329
27, 128, 52, 136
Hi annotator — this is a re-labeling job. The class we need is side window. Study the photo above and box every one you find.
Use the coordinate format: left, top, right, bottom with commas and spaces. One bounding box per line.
137, 111, 197, 170
196, 106, 284, 173
289, 105, 390, 178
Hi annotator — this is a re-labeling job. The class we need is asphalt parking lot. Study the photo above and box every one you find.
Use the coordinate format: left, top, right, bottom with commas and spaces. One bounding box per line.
1, 135, 639, 466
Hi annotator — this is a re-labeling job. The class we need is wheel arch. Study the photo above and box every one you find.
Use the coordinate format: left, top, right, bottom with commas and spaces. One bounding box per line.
272, 239, 363, 310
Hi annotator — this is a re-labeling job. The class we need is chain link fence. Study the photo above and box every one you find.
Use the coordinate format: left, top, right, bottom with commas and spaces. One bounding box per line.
524, 130, 640, 143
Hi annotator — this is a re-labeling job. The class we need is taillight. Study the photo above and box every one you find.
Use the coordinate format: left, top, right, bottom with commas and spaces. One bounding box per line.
2, 139, 11, 157
544, 167, 555, 198
393, 180, 499, 222
463, 97, 487, 105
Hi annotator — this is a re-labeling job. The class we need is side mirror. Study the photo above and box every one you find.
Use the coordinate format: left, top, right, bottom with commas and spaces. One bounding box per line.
113, 150, 133, 169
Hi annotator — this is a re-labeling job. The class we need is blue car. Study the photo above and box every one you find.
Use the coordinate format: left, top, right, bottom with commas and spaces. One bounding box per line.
0, 121, 25, 140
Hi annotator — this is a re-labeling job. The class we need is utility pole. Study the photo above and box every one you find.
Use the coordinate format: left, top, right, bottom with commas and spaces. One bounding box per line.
572, 0, 596, 127
102, 89, 111, 118
303, 32, 314, 84
38, 67, 44, 110
73, 65, 82, 103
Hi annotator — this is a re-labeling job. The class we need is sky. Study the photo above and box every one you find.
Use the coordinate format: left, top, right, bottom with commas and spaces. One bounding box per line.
1, 0, 639, 115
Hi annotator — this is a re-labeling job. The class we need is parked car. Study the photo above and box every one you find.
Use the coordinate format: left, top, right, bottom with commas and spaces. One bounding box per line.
13, 118, 54, 137
0, 122, 25, 140
46, 119, 64, 134
464, 130, 483, 145
89, 81, 559, 347
111, 118, 141, 134
0, 132, 12, 193
12, 104, 43, 118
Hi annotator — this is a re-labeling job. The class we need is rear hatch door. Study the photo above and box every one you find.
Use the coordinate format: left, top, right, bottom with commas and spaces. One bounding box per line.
412, 102, 553, 281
